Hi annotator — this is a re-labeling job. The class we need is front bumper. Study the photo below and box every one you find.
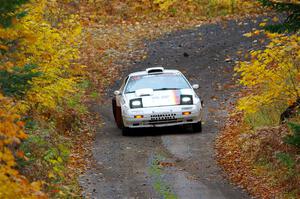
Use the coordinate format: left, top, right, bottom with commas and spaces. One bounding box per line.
122, 104, 202, 128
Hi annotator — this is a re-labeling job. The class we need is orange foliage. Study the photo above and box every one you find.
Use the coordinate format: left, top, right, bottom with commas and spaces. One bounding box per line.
216, 113, 300, 198
0, 94, 46, 198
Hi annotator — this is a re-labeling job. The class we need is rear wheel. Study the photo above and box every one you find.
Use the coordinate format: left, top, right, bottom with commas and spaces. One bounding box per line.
192, 122, 202, 133
112, 98, 123, 129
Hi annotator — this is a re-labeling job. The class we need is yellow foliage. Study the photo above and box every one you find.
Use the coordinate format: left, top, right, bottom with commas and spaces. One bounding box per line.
154, 0, 176, 10
0, 0, 83, 196
235, 33, 300, 113
0, 0, 82, 112
0, 94, 45, 198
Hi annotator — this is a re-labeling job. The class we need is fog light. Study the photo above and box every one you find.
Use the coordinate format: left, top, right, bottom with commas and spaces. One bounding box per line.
134, 115, 144, 119
182, 112, 191, 116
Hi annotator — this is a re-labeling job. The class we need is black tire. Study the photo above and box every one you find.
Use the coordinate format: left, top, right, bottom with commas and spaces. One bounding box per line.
112, 98, 123, 129
192, 122, 202, 133
112, 97, 117, 118
122, 127, 131, 136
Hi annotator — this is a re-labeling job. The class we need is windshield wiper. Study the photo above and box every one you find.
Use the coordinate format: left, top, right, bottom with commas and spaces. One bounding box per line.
126, 88, 180, 93
154, 88, 180, 91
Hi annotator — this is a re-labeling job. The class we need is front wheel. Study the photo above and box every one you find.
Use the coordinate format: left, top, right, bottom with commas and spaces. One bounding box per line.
112, 98, 123, 129
122, 127, 131, 136
192, 122, 202, 133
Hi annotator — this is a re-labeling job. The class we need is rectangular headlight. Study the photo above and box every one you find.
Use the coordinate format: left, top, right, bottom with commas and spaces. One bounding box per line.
130, 98, 143, 109
180, 95, 193, 105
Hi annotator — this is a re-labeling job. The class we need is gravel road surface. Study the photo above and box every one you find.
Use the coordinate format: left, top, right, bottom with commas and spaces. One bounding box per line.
80, 16, 267, 199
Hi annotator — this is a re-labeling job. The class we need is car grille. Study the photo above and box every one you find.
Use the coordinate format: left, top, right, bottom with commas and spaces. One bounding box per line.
150, 113, 176, 121
147, 114, 180, 125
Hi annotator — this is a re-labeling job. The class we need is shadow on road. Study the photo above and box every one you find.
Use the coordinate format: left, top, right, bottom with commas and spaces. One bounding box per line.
121, 125, 201, 137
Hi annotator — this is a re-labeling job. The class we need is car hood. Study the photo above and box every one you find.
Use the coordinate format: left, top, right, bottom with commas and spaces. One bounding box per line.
124, 89, 194, 108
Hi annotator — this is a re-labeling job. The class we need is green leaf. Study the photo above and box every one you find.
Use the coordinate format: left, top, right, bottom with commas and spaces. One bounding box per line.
284, 122, 300, 148
0, 64, 42, 98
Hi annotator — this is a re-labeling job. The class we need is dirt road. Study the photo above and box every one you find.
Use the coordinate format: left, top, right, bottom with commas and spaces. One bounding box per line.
80, 17, 265, 199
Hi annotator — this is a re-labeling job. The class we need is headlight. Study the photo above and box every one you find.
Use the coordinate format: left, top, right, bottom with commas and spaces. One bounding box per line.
180, 95, 193, 105
182, 97, 191, 103
130, 98, 143, 109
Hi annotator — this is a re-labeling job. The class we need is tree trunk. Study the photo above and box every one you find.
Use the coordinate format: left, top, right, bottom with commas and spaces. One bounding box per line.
280, 97, 300, 123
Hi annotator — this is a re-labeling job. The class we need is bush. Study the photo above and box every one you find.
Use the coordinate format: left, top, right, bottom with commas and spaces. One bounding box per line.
0, 64, 41, 98
258, 0, 300, 32
0, 0, 28, 27
285, 122, 300, 148
276, 152, 296, 175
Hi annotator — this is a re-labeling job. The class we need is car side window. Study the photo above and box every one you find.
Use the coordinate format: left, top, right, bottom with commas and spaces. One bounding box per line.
120, 76, 129, 92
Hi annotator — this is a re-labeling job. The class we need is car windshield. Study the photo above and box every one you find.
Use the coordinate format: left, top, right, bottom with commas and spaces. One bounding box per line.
125, 73, 190, 93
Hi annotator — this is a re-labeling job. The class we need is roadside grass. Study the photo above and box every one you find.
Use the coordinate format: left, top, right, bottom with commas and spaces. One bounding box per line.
148, 154, 177, 199
253, 124, 300, 198
244, 104, 287, 128
18, 121, 74, 196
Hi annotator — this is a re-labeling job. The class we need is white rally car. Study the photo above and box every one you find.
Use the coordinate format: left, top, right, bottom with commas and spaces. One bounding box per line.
112, 67, 203, 135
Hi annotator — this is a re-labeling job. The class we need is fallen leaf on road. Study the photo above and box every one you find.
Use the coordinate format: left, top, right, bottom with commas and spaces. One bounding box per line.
211, 96, 218, 101
157, 161, 175, 168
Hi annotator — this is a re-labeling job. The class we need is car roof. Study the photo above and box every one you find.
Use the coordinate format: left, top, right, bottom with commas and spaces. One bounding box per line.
128, 68, 182, 77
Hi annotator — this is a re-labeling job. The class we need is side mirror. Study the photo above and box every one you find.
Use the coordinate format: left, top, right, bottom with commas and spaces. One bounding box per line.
192, 84, 199, 89
114, 90, 121, 96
